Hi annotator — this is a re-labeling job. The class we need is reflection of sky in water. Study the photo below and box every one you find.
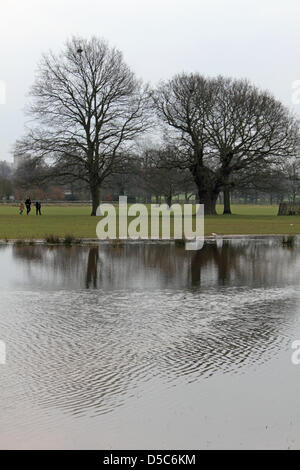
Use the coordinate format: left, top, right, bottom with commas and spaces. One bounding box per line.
0, 240, 300, 449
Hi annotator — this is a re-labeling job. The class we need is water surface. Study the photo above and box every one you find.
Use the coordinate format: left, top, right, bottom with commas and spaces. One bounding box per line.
0, 239, 300, 449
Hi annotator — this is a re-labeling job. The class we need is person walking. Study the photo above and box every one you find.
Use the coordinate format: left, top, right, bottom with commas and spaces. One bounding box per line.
35, 201, 42, 216
19, 201, 25, 215
25, 197, 32, 215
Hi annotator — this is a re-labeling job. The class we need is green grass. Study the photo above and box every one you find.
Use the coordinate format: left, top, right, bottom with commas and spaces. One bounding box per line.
0, 204, 299, 240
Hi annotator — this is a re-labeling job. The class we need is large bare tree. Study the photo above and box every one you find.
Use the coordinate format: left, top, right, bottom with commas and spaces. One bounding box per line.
16, 36, 151, 215
138, 145, 195, 205
154, 73, 298, 215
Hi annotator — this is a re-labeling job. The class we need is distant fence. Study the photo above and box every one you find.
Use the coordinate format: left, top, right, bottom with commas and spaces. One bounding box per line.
278, 203, 300, 215
0, 200, 93, 206
0, 199, 196, 206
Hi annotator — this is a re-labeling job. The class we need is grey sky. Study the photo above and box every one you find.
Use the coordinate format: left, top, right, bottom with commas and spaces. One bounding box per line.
1, 0, 299, 162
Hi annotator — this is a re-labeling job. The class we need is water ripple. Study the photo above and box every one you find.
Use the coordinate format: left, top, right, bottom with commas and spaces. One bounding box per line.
0, 241, 299, 442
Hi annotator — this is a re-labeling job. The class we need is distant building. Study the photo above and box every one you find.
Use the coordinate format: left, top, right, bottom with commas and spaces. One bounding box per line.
14, 153, 23, 170
0, 160, 13, 178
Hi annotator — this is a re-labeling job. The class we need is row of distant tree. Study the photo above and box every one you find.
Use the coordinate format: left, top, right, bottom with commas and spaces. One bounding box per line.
10, 36, 300, 214
0, 161, 64, 201
2, 152, 300, 211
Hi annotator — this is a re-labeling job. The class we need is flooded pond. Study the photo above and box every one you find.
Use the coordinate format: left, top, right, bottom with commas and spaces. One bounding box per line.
0, 239, 300, 449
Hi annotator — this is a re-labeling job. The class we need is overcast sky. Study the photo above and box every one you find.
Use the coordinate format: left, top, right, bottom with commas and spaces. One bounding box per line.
1, 0, 300, 162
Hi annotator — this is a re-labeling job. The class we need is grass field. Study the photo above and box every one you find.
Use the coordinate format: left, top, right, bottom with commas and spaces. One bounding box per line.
0, 204, 299, 240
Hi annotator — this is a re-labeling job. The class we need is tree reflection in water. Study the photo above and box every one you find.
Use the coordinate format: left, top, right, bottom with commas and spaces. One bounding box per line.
12, 239, 300, 290
0, 240, 298, 422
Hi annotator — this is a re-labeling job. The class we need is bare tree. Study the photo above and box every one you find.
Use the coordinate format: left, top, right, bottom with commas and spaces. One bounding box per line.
0, 178, 13, 200
154, 73, 298, 215
284, 158, 300, 204
16, 36, 151, 215
230, 164, 287, 206
137, 146, 194, 205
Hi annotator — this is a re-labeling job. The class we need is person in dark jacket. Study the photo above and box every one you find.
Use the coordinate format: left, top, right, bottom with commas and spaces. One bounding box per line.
35, 201, 42, 216
25, 197, 32, 215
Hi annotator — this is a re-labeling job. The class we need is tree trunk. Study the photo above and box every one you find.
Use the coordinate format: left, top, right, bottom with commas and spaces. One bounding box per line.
166, 194, 172, 207
223, 188, 231, 214
198, 189, 218, 215
190, 164, 219, 215
90, 186, 100, 216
